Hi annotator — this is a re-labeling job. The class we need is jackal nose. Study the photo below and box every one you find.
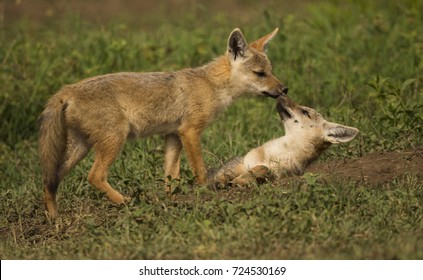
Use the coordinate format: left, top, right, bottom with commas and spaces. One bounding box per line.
281, 87, 289, 95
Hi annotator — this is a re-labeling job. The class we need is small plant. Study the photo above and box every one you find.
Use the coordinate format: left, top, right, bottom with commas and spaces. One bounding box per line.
366, 76, 423, 149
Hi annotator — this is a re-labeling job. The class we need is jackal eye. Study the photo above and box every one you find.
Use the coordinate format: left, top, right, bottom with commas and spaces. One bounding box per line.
253, 71, 266, 77
302, 109, 310, 118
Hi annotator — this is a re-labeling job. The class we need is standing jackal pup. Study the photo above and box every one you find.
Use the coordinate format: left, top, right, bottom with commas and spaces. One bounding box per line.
209, 95, 359, 185
39, 28, 288, 217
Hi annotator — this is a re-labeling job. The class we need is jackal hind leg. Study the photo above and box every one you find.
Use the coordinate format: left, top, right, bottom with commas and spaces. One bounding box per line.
59, 130, 90, 180
87, 135, 127, 204
44, 130, 90, 218
209, 157, 245, 186
44, 183, 59, 218
231, 165, 271, 186
164, 133, 182, 180
249, 165, 272, 183
164, 133, 183, 193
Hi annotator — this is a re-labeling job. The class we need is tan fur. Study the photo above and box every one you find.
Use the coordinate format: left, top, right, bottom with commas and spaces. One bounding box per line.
39, 28, 287, 217
210, 95, 359, 186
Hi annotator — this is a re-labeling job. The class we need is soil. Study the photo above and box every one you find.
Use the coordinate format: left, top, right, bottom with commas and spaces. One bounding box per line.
306, 148, 423, 186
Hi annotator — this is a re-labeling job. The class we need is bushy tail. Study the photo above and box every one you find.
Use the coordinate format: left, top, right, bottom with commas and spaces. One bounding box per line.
38, 92, 68, 216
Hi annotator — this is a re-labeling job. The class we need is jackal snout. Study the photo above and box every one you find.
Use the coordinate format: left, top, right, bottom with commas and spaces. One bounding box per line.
276, 94, 296, 119
251, 72, 288, 99
261, 78, 288, 98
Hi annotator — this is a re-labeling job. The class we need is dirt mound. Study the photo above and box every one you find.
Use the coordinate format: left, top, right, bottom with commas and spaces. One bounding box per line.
307, 148, 423, 186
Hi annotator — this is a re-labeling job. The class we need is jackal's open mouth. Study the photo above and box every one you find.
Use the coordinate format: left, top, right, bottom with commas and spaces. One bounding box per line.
276, 100, 292, 119
261, 91, 279, 99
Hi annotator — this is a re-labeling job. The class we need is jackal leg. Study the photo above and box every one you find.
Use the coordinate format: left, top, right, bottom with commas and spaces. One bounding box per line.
164, 133, 182, 180
231, 165, 271, 186
211, 157, 246, 185
179, 127, 207, 184
59, 130, 90, 180
88, 137, 126, 204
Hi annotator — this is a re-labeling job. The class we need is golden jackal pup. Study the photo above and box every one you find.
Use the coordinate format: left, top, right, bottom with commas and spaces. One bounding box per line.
209, 95, 359, 185
39, 28, 288, 217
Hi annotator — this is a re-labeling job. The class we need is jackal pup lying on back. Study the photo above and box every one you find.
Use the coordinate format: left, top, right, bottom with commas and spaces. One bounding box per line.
39, 28, 288, 217
209, 95, 359, 185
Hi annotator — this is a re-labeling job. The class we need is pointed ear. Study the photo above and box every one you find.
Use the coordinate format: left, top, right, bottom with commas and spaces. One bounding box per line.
323, 122, 359, 144
227, 28, 249, 61
250, 28, 279, 52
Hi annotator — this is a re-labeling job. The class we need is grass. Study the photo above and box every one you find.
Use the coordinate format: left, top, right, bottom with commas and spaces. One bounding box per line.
1, 0, 423, 259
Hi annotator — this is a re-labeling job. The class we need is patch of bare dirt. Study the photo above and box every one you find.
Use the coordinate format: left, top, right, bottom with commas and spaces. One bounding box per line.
307, 148, 423, 186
